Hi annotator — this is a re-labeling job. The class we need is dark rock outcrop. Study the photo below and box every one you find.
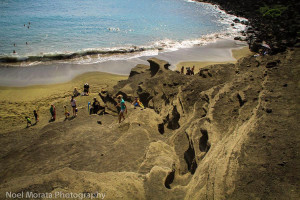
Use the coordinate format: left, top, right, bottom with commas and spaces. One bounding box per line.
197, 0, 300, 53
129, 64, 149, 77
147, 58, 171, 77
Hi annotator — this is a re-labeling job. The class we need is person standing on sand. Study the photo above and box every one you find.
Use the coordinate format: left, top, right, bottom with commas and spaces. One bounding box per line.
181, 66, 184, 74
25, 116, 32, 127
33, 110, 39, 124
116, 95, 127, 123
64, 105, 70, 119
50, 104, 56, 121
70, 96, 77, 117
191, 65, 195, 75
83, 83, 89, 96
186, 67, 191, 75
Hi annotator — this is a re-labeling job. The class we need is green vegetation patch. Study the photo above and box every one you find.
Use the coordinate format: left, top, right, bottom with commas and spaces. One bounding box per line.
259, 4, 288, 18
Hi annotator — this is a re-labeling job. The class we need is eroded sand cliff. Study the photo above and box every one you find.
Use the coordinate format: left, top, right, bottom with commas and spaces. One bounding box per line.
0, 48, 299, 199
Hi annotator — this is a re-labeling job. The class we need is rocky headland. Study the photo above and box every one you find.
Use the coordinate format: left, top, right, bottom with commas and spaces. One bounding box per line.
198, 0, 300, 53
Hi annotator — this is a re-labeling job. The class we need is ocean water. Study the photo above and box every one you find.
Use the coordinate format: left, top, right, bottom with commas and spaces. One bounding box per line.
0, 0, 246, 65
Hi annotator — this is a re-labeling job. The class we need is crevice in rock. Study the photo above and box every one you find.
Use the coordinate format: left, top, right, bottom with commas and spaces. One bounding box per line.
164, 168, 175, 189
199, 129, 210, 153
202, 108, 207, 118
266, 60, 280, 68
179, 97, 184, 114
158, 123, 164, 134
164, 114, 169, 124
202, 94, 210, 104
167, 105, 180, 130
99, 92, 117, 106
137, 86, 143, 93
237, 93, 246, 107
161, 93, 170, 105
138, 92, 152, 107
184, 133, 198, 174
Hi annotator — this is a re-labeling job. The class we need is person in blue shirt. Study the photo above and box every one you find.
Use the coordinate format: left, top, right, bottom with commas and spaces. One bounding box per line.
116, 95, 127, 123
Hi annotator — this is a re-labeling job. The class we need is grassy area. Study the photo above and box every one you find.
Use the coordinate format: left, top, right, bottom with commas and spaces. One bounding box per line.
259, 4, 288, 18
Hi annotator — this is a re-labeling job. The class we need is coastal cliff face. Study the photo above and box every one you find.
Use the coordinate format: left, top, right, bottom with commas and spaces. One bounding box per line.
197, 0, 300, 53
1, 51, 299, 199
104, 52, 299, 199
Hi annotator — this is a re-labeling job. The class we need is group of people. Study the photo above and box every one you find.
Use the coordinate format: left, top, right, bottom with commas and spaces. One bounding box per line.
25, 82, 146, 127
73, 83, 89, 97
181, 66, 195, 75
25, 83, 88, 127
50, 93, 78, 122
25, 110, 39, 128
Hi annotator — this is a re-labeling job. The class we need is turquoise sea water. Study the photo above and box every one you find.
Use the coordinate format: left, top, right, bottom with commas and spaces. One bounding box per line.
0, 0, 245, 64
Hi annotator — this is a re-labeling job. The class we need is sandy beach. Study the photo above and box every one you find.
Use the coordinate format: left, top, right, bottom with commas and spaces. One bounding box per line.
0, 72, 127, 134
0, 41, 251, 134
176, 45, 253, 72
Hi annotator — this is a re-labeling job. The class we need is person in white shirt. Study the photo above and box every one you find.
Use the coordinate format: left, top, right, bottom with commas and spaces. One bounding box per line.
70, 96, 77, 117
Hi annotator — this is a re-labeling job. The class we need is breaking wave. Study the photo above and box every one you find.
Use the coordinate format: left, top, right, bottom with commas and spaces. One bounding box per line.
0, 1, 248, 67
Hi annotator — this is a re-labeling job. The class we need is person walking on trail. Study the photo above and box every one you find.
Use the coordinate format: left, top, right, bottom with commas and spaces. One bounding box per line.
116, 95, 127, 123
70, 96, 77, 117
64, 105, 70, 120
33, 110, 39, 124
25, 116, 32, 127
50, 104, 56, 121
181, 66, 184, 74
191, 65, 195, 75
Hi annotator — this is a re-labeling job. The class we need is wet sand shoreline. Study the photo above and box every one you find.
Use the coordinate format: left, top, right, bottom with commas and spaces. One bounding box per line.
0, 39, 247, 87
